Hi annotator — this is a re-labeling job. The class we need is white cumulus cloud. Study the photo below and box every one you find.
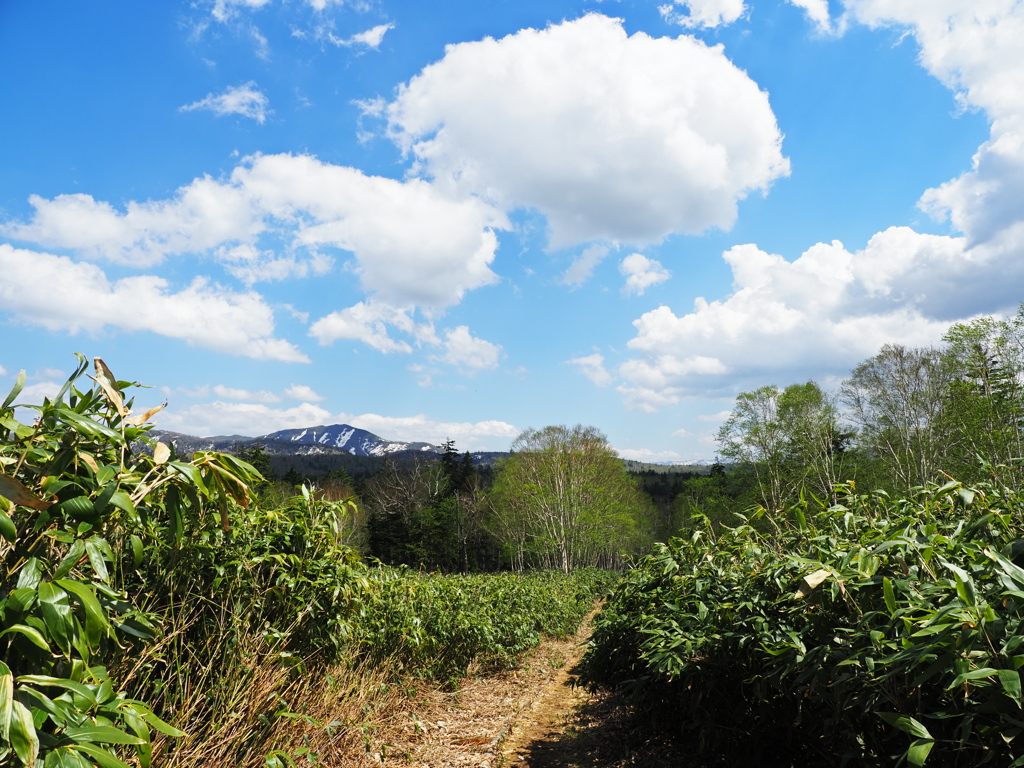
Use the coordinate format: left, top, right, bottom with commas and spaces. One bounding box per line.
620, 253, 670, 296
788, 0, 832, 32
610, 1, 1024, 411
616, 229, 978, 409
309, 301, 421, 354
615, 447, 688, 462
439, 326, 501, 371
156, 401, 332, 437
16, 380, 63, 406
180, 82, 270, 123
385, 13, 789, 248
0, 244, 307, 362
3, 154, 506, 309
212, 384, 281, 402
658, 0, 745, 28
283, 383, 324, 402
843, 1, 1024, 252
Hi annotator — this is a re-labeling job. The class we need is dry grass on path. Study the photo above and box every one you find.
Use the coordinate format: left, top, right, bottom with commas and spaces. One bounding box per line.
360, 609, 701, 768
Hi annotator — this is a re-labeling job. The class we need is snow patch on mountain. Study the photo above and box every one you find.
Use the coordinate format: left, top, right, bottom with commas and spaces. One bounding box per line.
260, 424, 441, 457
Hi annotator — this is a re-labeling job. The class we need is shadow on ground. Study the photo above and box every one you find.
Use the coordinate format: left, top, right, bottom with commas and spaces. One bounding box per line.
510, 679, 723, 768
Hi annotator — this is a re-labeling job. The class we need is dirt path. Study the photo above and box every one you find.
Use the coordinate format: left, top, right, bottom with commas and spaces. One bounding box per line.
370, 610, 695, 768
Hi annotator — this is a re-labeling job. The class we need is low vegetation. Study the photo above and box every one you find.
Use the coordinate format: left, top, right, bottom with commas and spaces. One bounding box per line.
582, 306, 1024, 767
0, 358, 615, 767
581, 478, 1024, 766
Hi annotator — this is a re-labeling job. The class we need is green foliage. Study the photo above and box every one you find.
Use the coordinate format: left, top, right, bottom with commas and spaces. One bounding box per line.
340, 567, 617, 684
718, 381, 850, 512
581, 475, 1024, 766
490, 425, 657, 571
0, 356, 253, 767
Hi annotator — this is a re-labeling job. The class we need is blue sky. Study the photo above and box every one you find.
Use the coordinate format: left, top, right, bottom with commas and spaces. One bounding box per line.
0, 0, 1018, 461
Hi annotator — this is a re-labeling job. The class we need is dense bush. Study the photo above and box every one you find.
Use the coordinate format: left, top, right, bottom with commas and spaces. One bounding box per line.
581, 477, 1024, 767
0, 356, 252, 767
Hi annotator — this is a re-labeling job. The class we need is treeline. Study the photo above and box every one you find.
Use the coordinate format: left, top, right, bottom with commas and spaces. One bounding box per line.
676, 306, 1024, 524
235, 430, 666, 575
266, 425, 663, 573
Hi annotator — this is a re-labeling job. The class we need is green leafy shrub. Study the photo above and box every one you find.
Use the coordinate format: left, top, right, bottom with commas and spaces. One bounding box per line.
581, 478, 1024, 766
0, 356, 257, 767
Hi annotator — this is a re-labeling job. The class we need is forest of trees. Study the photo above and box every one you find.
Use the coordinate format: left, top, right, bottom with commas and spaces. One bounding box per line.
242, 427, 664, 573
676, 306, 1024, 526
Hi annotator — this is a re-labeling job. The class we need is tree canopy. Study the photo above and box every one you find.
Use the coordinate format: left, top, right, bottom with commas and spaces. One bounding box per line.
490, 424, 656, 571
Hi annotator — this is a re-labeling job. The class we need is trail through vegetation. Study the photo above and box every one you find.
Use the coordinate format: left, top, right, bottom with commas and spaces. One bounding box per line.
365, 607, 697, 768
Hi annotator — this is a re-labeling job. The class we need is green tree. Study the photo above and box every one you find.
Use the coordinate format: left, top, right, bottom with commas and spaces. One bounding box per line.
777, 381, 851, 499
841, 344, 955, 491
717, 385, 789, 511
362, 449, 490, 571
717, 381, 849, 511
490, 425, 655, 571
233, 441, 273, 480
941, 310, 1024, 481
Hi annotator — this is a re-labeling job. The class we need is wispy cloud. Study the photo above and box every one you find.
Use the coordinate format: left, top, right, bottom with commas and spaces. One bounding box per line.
345, 23, 393, 49
561, 245, 609, 287
211, 0, 272, 24
180, 82, 270, 123
568, 353, 613, 387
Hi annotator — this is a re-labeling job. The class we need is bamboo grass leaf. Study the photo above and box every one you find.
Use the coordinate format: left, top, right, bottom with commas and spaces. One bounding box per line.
999, 669, 1022, 706
0, 474, 53, 510
907, 738, 936, 767
1, 369, 26, 410
125, 402, 166, 426
0, 509, 16, 543
89, 358, 127, 418
37, 581, 73, 657
0, 624, 51, 652
68, 743, 134, 768
0, 661, 12, 742
9, 699, 39, 767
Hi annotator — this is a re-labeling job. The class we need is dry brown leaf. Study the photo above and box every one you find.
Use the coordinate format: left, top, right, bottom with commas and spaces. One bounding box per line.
91, 357, 128, 417
79, 453, 100, 474
794, 568, 831, 599
0, 474, 54, 510
126, 401, 167, 426
154, 442, 171, 465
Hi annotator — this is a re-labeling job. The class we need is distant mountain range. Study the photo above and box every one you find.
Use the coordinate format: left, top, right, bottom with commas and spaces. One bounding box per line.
148, 423, 511, 466
150, 422, 441, 457
147, 422, 711, 474
262, 423, 441, 456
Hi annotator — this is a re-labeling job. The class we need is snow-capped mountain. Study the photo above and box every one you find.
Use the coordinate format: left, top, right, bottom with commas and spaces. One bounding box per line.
259, 424, 441, 457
